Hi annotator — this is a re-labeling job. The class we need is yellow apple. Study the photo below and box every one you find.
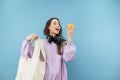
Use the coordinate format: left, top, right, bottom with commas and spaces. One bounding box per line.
68, 24, 73, 30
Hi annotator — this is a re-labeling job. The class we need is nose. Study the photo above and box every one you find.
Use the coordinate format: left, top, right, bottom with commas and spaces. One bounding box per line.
56, 24, 60, 28
56, 24, 59, 27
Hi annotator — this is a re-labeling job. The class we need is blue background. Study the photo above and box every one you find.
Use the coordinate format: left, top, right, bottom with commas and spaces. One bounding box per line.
0, 0, 120, 80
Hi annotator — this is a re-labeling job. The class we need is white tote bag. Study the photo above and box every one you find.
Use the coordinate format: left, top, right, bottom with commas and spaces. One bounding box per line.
16, 38, 46, 80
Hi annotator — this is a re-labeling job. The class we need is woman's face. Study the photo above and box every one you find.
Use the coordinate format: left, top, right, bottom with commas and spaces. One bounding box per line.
48, 19, 61, 37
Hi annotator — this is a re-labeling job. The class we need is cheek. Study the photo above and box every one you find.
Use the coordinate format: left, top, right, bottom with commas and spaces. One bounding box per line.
49, 26, 54, 31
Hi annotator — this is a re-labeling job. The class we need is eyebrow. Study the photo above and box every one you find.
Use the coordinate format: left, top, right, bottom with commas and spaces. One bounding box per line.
53, 21, 58, 24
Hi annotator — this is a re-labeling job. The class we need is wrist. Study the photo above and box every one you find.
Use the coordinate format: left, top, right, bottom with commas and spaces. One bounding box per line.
26, 36, 32, 41
68, 37, 73, 43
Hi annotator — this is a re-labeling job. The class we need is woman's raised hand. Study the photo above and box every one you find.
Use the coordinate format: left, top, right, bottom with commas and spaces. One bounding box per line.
67, 24, 75, 43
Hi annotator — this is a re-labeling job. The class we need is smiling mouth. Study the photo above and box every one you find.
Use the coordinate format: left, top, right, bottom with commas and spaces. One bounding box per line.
55, 28, 59, 31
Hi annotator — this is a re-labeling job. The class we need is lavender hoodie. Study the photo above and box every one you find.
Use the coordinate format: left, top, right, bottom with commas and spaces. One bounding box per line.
21, 39, 76, 80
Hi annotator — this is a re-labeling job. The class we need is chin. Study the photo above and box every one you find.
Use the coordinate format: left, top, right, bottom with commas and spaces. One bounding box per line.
54, 31, 59, 34
56, 32, 60, 35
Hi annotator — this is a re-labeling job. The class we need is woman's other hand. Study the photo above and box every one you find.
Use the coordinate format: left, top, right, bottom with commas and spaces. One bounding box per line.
26, 33, 38, 41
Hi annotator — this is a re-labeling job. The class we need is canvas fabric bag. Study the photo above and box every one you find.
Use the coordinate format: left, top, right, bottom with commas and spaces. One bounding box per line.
16, 38, 46, 80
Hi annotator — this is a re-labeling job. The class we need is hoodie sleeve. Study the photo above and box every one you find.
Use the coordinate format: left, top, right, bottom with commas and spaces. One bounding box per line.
62, 42, 76, 62
21, 40, 34, 58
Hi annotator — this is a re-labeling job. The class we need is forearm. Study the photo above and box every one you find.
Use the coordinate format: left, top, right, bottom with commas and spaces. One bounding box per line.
67, 36, 73, 43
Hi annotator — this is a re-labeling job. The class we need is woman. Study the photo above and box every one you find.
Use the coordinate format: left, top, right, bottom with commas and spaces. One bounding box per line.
21, 17, 76, 80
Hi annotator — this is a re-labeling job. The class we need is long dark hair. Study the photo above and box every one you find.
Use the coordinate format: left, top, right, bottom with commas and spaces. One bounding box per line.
43, 17, 66, 55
